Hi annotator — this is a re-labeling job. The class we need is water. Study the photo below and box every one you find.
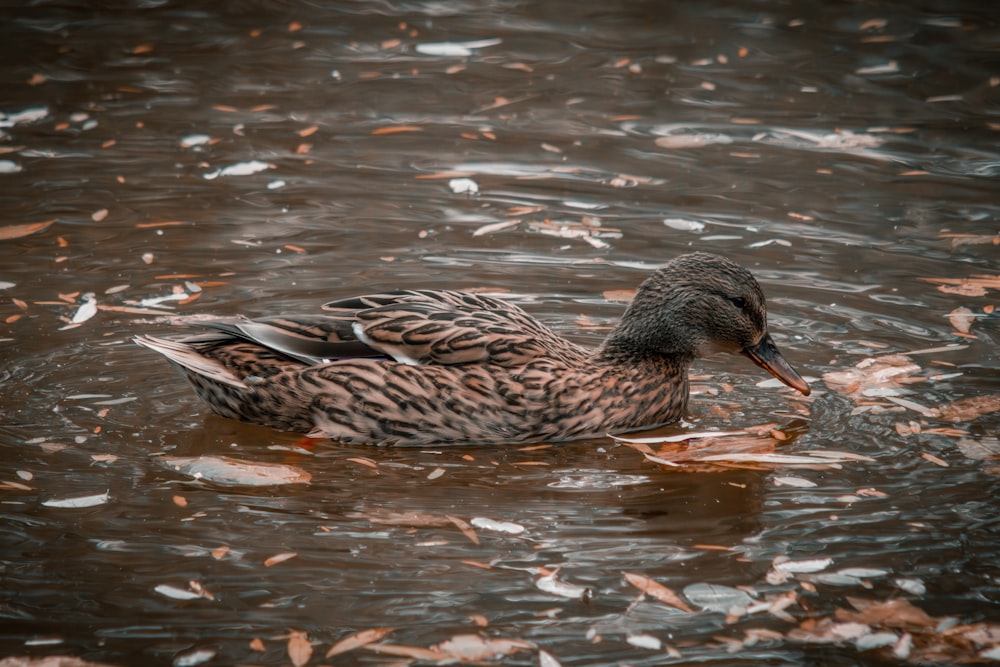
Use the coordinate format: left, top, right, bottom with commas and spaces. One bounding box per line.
1, 1, 998, 665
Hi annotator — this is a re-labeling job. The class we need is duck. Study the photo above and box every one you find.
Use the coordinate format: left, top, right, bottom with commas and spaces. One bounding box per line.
134, 252, 810, 445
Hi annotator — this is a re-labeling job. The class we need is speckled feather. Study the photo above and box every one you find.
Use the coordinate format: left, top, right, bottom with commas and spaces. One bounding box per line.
134, 252, 810, 445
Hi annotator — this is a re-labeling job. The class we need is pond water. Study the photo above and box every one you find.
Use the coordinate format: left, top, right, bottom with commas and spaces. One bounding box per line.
1, 1, 998, 665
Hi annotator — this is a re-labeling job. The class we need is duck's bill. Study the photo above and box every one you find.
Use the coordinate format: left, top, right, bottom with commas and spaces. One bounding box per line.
743, 333, 811, 396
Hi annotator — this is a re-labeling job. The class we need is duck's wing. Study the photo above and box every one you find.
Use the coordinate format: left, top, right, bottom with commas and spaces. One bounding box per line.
197, 315, 382, 365
323, 289, 587, 367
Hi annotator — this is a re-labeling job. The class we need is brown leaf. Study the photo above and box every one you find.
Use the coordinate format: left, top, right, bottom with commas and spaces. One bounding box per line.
838, 598, 936, 630
624, 572, 694, 612
947, 306, 976, 334
326, 627, 393, 658
264, 552, 297, 567
286, 630, 312, 667
447, 515, 480, 545
0, 220, 54, 241
920, 275, 1000, 296
372, 125, 423, 135
365, 643, 446, 661
937, 395, 1000, 422
436, 634, 534, 661
160, 456, 311, 486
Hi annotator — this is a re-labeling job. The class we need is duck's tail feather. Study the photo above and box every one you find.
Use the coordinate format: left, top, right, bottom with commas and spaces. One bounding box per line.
133, 335, 249, 389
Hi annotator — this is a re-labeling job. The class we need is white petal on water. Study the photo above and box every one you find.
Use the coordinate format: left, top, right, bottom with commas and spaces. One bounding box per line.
0, 160, 22, 174
774, 476, 818, 488
416, 38, 502, 56
154, 584, 204, 600
180, 134, 212, 148
267, 179, 286, 189
535, 571, 591, 600
471, 517, 526, 535
682, 583, 753, 612
856, 61, 900, 75
893, 577, 926, 596
0, 281, 14, 289
173, 649, 217, 667
838, 567, 889, 579
449, 177, 479, 195
625, 634, 662, 650
140, 292, 187, 308
203, 160, 271, 180
814, 573, 864, 586
663, 218, 706, 232
0, 106, 49, 127
69, 293, 98, 323
773, 557, 833, 574
42, 491, 110, 508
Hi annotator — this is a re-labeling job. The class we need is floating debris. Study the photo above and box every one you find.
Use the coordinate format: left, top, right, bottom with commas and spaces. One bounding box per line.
42, 491, 109, 509
159, 456, 312, 486
415, 38, 502, 57
448, 177, 479, 195
202, 160, 271, 180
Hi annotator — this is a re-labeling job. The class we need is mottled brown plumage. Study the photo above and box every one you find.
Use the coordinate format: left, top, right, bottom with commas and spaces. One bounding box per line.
134, 252, 810, 445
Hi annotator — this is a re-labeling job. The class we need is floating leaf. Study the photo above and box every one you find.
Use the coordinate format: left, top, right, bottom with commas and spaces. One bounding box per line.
625, 572, 694, 612
470, 517, 525, 535
160, 456, 311, 486
264, 552, 297, 567
682, 583, 753, 613
447, 515, 479, 544
774, 557, 833, 574
535, 569, 592, 601
202, 160, 271, 180
154, 583, 207, 601
937, 395, 1000, 422
947, 307, 976, 334
42, 491, 109, 508
0, 219, 54, 241
286, 630, 312, 667
326, 627, 394, 658
172, 648, 215, 667
448, 177, 479, 195
435, 634, 533, 662
415, 38, 502, 56
626, 634, 662, 650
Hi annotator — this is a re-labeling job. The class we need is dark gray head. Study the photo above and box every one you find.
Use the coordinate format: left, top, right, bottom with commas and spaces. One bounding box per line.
604, 252, 810, 394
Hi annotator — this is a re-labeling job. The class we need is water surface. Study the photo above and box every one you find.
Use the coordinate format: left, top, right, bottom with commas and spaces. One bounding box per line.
1, 1, 998, 665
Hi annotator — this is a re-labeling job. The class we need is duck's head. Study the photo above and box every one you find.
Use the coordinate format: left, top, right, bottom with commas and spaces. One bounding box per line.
606, 252, 810, 395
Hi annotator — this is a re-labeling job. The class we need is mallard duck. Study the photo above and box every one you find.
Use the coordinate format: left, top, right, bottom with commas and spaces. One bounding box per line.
134, 252, 810, 445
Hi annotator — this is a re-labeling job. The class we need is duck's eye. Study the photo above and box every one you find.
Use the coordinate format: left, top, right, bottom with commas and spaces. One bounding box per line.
729, 296, 747, 309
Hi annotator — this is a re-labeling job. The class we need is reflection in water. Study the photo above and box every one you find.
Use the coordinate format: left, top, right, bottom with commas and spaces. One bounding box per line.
1, 0, 999, 664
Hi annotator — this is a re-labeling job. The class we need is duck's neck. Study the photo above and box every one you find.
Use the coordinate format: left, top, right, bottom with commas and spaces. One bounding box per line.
595, 320, 697, 370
